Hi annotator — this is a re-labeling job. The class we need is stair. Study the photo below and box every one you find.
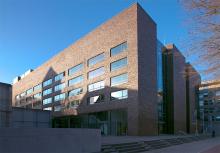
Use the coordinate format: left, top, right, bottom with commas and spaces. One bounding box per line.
99, 135, 210, 153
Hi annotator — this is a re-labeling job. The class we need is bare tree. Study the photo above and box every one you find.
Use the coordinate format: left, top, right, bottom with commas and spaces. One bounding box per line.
180, 0, 220, 79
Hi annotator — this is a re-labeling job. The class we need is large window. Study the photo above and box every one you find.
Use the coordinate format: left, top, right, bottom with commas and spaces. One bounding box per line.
55, 72, 64, 82
88, 53, 105, 67
43, 88, 52, 96
54, 83, 65, 92
111, 73, 128, 86
87, 94, 104, 105
54, 93, 66, 102
110, 42, 127, 56
88, 67, 104, 79
88, 81, 104, 92
26, 88, 33, 95
20, 92, 26, 97
111, 90, 128, 100
68, 75, 83, 86
34, 84, 42, 91
43, 97, 52, 105
69, 88, 83, 97
110, 58, 127, 71
68, 63, 83, 76
43, 79, 52, 87
34, 93, 42, 99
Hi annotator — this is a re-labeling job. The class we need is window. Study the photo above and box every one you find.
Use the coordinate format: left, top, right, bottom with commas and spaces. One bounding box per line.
43, 107, 52, 111
69, 88, 83, 97
54, 105, 63, 112
34, 84, 42, 91
88, 53, 105, 67
43, 97, 52, 105
111, 73, 128, 86
43, 88, 52, 96
20, 92, 26, 97
110, 58, 127, 71
16, 95, 20, 100
67, 100, 80, 109
110, 42, 127, 56
43, 79, 52, 87
26, 88, 33, 95
55, 72, 65, 82
88, 81, 104, 92
54, 83, 65, 92
68, 75, 83, 86
216, 91, 220, 96
68, 63, 83, 76
54, 93, 66, 102
111, 90, 128, 100
87, 94, 104, 105
88, 67, 104, 79
34, 93, 42, 99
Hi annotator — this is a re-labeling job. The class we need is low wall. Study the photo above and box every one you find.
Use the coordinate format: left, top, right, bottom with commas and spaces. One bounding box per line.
0, 128, 101, 153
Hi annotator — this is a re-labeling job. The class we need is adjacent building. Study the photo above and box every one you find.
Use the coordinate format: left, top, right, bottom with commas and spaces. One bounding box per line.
12, 3, 200, 136
199, 80, 220, 134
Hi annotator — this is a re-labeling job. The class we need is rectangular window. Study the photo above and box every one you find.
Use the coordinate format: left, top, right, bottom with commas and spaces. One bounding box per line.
111, 90, 128, 100
43, 107, 52, 111
26, 88, 33, 95
67, 100, 80, 109
216, 91, 220, 96
88, 53, 105, 67
43, 88, 52, 96
43, 79, 52, 87
111, 73, 128, 86
87, 94, 104, 105
88, 67, 104, 79
68, 75, 83, 86
69, 88, 83, 97
34, 93, 42, 99
54, 93, 66, 102
54, 83, 65, 92
43, 97, 52, 105
110, 58, 127, 71
68, 63, 83, 76
110, 42, 127, 56
34, 84, 42, 91
54, 105, 63, 112
55, 72, 65, 82
20, 92, 26, 97
88, 81, 105, 92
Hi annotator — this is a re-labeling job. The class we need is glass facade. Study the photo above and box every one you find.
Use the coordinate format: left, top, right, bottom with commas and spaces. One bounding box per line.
88, 94, 105, 105
88, 80, 105, 92
88, 53, 105, 67
43, 97, 52, 105
43, 79, 52, 87
110, 58, 127, 71
111, 73, 128, 87
54, 93, 66, 102
110, 42, 127, 56
111, 90, 128, 100
43, 88, 52, 96
69, 88, 83, 97
68, 75, 83, 86
68, 63, 83, 76
88, 67, 104, 79
55, 72, 64, 82
54, 83, 65, 92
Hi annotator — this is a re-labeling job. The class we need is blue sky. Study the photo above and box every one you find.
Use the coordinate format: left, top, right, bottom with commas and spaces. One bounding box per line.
0, 0, 193, 84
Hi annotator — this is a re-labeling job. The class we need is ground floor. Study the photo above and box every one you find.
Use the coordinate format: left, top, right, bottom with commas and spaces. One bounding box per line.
52, 109, 127, 136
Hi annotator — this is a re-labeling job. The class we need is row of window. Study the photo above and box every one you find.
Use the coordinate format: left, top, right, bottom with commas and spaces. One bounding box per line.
16, 42, 127, 99
42, 89, 128, 106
